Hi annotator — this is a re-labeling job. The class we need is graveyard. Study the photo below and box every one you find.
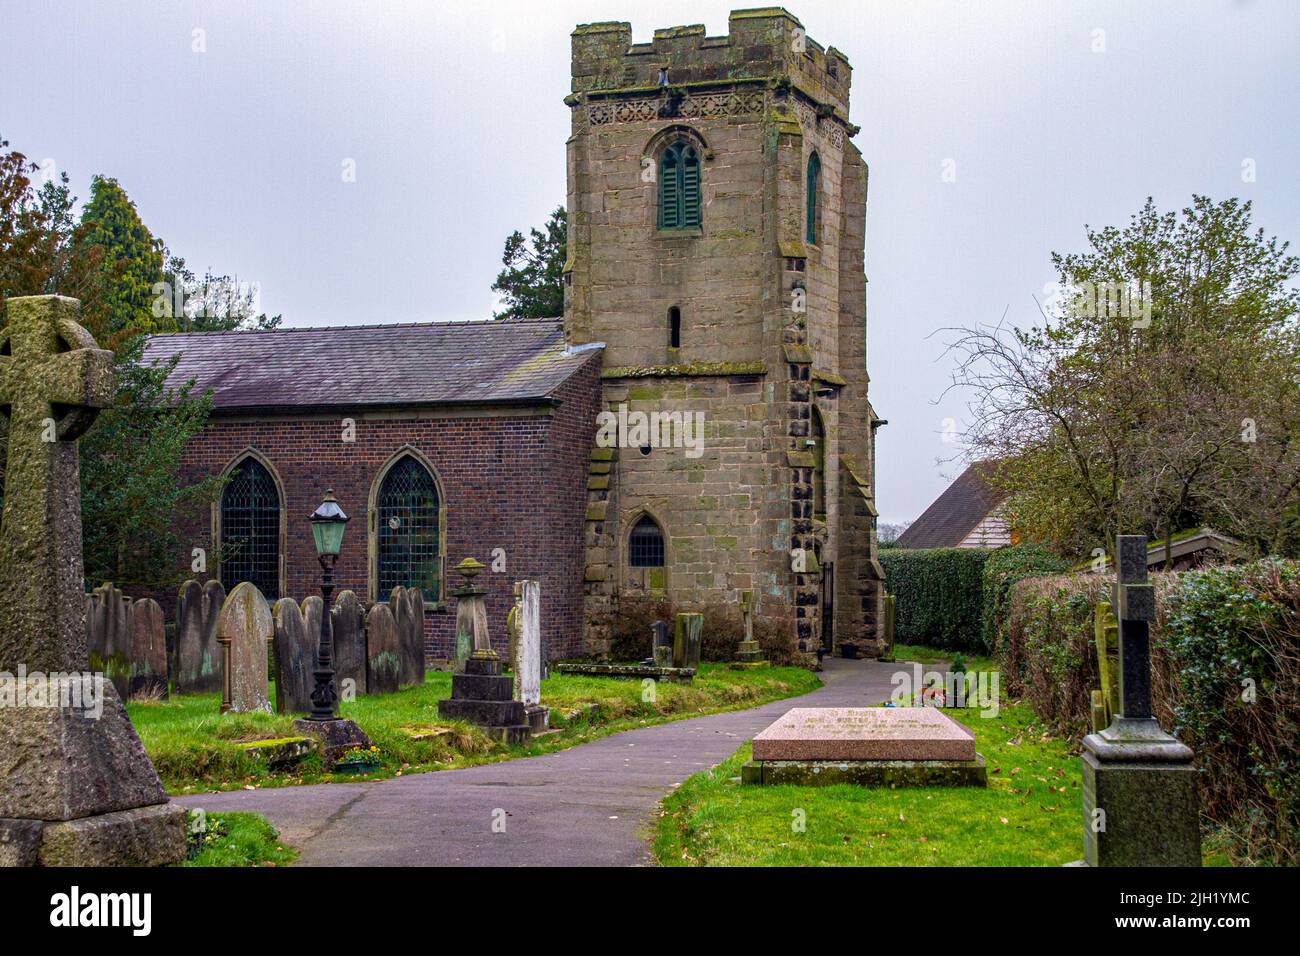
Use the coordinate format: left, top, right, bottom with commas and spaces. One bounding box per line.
0, 6, 1294, 933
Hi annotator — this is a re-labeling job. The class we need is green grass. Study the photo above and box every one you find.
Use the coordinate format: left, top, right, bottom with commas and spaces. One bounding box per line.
179, 811, 297, 867
654, 649, 1236, 866
656, 701, 1090, 866
128, 664, 820, 795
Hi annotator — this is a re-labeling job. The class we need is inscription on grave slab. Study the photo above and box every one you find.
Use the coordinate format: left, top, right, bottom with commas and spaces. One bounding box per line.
752, 707, 976, 762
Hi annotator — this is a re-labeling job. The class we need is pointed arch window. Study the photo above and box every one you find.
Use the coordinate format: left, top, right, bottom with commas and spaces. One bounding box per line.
811, 408, 826, 520
659, 141, 701, 230
806, 151, 821, 245
220, 456, 281, 599
629, 514, 665, 568
376, 455, 441, 603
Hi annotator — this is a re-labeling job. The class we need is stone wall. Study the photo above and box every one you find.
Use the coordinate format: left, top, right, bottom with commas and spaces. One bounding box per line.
565, 9, 884, 658
159, 351, 601, 663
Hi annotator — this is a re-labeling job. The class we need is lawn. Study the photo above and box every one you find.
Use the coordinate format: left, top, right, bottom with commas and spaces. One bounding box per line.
655, 700, 1088, 865
128, 663, 820, 794
181, 811, 297, 867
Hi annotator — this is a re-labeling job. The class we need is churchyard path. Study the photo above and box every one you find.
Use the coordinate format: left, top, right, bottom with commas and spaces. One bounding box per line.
175, 658, 899, 865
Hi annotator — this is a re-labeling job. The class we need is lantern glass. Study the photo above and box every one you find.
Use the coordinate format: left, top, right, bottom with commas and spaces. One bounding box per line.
309, 492, 349, 557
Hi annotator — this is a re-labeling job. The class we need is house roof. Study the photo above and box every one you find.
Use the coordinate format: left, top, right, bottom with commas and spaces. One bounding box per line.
142, 318, 600, 413
896, 461, 1006, 549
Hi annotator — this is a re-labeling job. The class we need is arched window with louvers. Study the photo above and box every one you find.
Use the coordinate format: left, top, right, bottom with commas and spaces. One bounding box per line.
658, 141, 702, 230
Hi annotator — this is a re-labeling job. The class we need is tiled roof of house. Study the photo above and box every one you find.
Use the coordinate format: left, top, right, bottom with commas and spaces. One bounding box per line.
896, 460, 1007, 549
143, 318, 600, 413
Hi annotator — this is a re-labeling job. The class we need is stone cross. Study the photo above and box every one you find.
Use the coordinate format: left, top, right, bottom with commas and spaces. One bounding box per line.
0, 296, 113, 673
1111, 534, 1155, 721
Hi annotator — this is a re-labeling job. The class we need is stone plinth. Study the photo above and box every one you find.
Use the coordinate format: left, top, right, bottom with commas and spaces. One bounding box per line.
753, 707, 976, 762
742, 756, 987, 788
292, 717, 372, 770
438, 657, 530, 745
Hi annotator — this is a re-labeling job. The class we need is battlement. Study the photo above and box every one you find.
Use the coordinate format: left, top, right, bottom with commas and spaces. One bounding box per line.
571, 8, 851, 117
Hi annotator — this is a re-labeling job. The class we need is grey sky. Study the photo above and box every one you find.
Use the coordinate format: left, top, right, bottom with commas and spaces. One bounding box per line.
2, 0, 1297, 523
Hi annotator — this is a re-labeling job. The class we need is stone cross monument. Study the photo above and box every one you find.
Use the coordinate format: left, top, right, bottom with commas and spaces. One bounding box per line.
0, 296, 186, 866
1080, 534, 1200, 866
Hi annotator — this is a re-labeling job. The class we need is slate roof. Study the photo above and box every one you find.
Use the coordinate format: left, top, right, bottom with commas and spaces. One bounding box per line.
143, 318, 600, 413
896, 461, 1007, 549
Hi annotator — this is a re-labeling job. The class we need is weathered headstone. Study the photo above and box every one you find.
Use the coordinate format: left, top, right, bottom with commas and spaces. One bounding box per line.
733, 591, 767, 667
1080, 535, 1200, 867
516, 580, 547, 733
1089, 601, 1120, 734
0, 295, 185, 866
365, 602, 401, 694
273, 598, 315, 714
175, 578, 225, 693
651, 620, 673, 668
332, 590, 367, 698
673, 612, 702, 671
407, 586, 425, 683
129, 597, 168, 699
218, 581, 273, 714
506, 582, 522, 672
392, 586, 424, 687
86, 581, 132, 702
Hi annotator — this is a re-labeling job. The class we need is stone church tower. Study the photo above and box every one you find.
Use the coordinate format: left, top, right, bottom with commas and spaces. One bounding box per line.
564, 8, 885, 659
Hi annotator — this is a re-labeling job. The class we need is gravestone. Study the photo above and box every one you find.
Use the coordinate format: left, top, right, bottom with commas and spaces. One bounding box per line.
175, 578, 225, 693
331, 590, 367, 698
732, 591, 767, 668
1090, 601, 1120, 733
651, 620, 673, 668
86, 581, 132, 702
1080, 535, 1200, 867
218, 581, 273, 714
273, 598, 315, 714
743, 707, 986, 787
673, 612, 702, 671
506, 582, 522, 672
365, 602, 401, 694
393, 586, 424, 687
129, 597, 168, 699
438, 558, 529, 743
880, 593, 897, 662
0, 294, 185, 866
516, 580, 547, 733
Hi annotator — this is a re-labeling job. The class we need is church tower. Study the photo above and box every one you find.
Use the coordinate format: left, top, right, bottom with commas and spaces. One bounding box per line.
564, 8, 885, 660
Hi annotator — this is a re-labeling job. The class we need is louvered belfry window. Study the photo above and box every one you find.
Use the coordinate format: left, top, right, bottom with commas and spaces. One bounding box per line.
377, 455, 441, 603
629, 514, 665, 568
659, 141, 701, 229
220, 457, 280, 600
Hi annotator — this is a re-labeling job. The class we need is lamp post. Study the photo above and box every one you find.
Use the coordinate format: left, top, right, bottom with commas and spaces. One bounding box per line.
307, 490, 349, 721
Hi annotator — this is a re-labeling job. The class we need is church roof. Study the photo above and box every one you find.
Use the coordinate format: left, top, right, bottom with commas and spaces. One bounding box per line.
143, 318, 600, 413
896, 460, 1007, 549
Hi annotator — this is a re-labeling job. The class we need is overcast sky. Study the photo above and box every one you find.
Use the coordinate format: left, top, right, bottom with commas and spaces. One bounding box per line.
2, 0, 1297, 523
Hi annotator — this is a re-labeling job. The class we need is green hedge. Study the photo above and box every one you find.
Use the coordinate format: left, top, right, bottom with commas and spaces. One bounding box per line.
993, 560, 1300, 865
880, 548, 991, 651
981, 544, 1069, 653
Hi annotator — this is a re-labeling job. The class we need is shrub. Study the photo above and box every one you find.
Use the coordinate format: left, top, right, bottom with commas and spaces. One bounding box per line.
880, 547, 992, 651
994, 559, 1300, 864
608, 598, 799, 667
981, 543, 1069, 654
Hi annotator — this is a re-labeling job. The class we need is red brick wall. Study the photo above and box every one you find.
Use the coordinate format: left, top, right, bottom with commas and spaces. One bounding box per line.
159, 352, 602, 663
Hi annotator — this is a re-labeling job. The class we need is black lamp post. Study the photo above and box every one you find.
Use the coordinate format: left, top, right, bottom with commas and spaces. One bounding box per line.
307, 490, 349, 721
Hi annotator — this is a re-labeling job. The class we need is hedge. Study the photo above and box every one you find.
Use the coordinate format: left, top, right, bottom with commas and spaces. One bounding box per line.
880, 547, 991, 651
992, 559, 1300, 865
980, 544, 1069, 653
